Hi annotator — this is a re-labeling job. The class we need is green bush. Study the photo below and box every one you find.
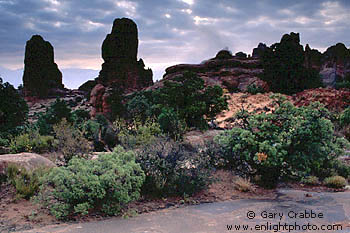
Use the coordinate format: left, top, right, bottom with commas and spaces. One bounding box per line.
114, 118, 162, 150
340, 107, 350, 127
37, 146, 145, 219
36, 99, 72, 135
9, 131, 54, 153
136, 138, 212, 197
71, 109, 90, 127
157, 108, 186, 140
324, 176, 347, 188
246, 83, 266, 95
6, 163, 48, 200
53, 118, 92, 163
214, 95, 349, 188
0, 137, 9, 147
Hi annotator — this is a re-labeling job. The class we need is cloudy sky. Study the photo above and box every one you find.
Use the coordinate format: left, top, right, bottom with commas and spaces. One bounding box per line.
0, 0, 349, 89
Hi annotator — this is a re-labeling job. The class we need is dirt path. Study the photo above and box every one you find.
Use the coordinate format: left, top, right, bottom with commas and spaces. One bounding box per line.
23, 189, 350, 233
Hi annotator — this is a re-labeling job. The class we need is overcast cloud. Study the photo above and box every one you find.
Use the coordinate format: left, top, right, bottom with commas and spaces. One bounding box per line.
0, 0, 349, 88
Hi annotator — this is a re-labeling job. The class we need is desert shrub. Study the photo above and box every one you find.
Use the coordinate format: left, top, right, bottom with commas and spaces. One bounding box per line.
233, 177, 254, 192
136, 137, 212, 197
71, 109, 90, 127
214, 95, 349, 188
157, 108, 186, 140
36, 99, 72, 135
79, 115, 117, 152
246, 83, 266, 95
329, 160, 350, 178
53, 118, 92, 163
126, 93, 154, 120
113, 118, 162, 150
202, 139, 235, 169
9, 131, 54, 153
301, 176, 320, 186
0, 78, 28, 136
340, 107, 350, 127
37, 146, 145, 219
324, 176, 347, 188
6, 163, 49, 200
0, 137, 9, 147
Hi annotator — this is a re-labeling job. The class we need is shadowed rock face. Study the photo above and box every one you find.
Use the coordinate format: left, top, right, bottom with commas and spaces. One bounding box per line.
102, 18, 138, 63
96, 18, 153, 90
88, 18, 153, 118
252, 43, 267, 58
23, 35, 63, 98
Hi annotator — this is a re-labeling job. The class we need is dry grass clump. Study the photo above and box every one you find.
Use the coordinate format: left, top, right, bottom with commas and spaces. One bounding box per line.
301, 176, 320, 186
233, 177, 254, 192
324, 176, 347, 189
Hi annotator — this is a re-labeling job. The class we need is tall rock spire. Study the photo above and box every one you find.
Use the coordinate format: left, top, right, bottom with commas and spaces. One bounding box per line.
23, 35, 63, 98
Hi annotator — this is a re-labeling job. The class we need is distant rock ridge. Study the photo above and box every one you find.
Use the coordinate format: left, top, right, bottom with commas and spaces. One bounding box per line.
253, 33, 350, 87
159, 50, 267, 93
23, 35, 63, 98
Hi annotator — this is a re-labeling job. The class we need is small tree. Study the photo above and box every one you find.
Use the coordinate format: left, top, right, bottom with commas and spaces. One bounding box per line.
53, 118, 92, 163
0, 78, 28, 136
152, 72, 228, 129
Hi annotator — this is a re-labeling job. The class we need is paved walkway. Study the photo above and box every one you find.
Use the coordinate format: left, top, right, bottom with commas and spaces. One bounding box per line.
24, 189, 350, 233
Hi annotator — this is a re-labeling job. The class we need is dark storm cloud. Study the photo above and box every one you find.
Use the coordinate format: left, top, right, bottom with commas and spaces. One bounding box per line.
0, 0, 349, 88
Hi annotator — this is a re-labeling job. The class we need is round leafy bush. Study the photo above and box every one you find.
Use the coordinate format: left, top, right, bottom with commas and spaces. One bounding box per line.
324, 176, 347, 189
136, 137, 212, 197
38, 146, 145, 219
214, 95, 349, 188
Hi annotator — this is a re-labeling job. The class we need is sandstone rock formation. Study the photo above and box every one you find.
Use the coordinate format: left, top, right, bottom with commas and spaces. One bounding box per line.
96, 18, 153, 90
86, 18, 153, 117
160, 50, 267, 93
303, 43, 350, 87
320, 43, 350, 86
252, 43, 267, 58
89, 84, 111, 117
23, 35, 63, 98
0, 153, 55, 174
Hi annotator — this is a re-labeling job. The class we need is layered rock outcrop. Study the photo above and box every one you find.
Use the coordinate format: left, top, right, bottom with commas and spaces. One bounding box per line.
320, 43, 350, 86
160, 50, 267, 92
87, 18, 153, 117
23, 35, 63, 98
